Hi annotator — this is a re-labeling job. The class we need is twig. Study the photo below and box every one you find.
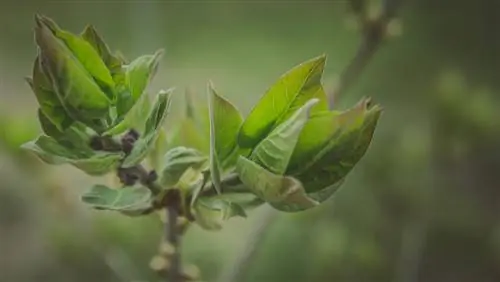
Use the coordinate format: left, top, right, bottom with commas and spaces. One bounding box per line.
218, 205, 278, 282
166, 199, 182, 282
330, 0, 404, 105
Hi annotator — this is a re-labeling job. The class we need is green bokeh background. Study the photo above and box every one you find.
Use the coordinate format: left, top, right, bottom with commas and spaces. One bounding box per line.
1, 1, 499, 282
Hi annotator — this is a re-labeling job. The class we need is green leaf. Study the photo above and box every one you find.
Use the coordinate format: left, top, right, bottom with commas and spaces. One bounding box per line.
147, 127, 168, 170
250, 98, 319, 175
159, 146, 207, 187
81, 185, 152, 214
72, 152, 124, 176
104, 91, 152, 136
81, 25, 122, 76
292, 98, 382, 194
34, 16, 112, 119
121, 89, 172, 168
238, 55, 329, 148
37, 110, 94, 153
236, 156, 319, 212
192, 197, 246, 231
208, 82, 244, 168
36, 15, 116, 100
208, 82, 244, 193
125, 49, 164, 101
21, 135, 123, 175
28, 57, 73, 131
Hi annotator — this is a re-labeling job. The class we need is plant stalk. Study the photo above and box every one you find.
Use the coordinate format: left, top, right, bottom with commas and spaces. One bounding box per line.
166, 203, 182, 282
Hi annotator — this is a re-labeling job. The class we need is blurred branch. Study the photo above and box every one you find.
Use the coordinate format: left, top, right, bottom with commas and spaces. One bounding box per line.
394, 218, 428, 282
218, 205, 278, 282
330, 0, 405, 105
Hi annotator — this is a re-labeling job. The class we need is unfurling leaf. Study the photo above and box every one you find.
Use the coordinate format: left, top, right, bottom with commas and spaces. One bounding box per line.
81, 25, 123, 76
21, 135, 123, 175
122, 89, 172, 168
192, 197, 246, 231
125, 49, 164, 101
236, 156, 318, 212
34, 15, 112, 120
291, 98, 382, 196
250, 98, 318, 175
27, 57, 74, 132
208, 82, 244, 194
159, 146, 207, 187
238, 55, 329, 148
81, 185, 152, 215
104, 91, 152, 136
37, 110, 93, 152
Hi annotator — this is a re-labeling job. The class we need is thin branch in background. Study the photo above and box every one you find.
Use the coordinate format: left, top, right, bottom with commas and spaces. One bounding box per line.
393, 218, 428, 282
330, 0, 405, 106
218, 205, 279, 282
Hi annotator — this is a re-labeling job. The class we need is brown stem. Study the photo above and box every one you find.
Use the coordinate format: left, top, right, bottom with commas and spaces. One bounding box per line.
166, 200, 182, 282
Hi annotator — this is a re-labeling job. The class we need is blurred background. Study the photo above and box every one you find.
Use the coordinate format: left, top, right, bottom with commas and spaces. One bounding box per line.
1, 0, 500, 281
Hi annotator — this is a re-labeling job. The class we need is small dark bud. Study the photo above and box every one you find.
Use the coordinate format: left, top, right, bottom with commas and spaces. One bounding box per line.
121, 139, 134, 154
127, 129, 140, 140
89, 136, 104, 151
117, 168, 139, 186
121, 129, 140, 154
147, 170, 158, 184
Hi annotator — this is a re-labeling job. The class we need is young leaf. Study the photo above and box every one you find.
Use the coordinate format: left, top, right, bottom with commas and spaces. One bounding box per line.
147, 127, 168, 170
72, 152, 124, 176
104, 91, 151, 136
81, 25, 122, 76
293, 99, 382, 194
81, 185, 152, 213
37, 109, 93, 153
208, 82, 244, 193
236, 156, 319, 212
192, 197, 246, 231
208, 82, 244, 168
21, 135, 123, 175
125, 49, 164, 101
287, 98, 372, 172
35, 16, 112, 118
121, 89, 172, 168
238, 55, 329, 148
159, 146, 207, 187
28, 57, 73, 131
35, 15, 116, 100
250, 98, 319, 175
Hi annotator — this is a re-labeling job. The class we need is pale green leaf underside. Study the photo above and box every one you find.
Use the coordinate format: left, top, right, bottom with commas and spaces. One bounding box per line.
236, 156, 319, 212
159, 146, 207, 187
193, 197, 246, 231
250, 98, 319, 175
21, 135, 123, 175
81, 185, 152, 212
122, 89, 172, 168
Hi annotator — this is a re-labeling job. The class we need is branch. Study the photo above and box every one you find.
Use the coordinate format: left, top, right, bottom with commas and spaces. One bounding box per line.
91, 130, 184, 282
165, 190, 183, 282
330, 0, 404, 104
